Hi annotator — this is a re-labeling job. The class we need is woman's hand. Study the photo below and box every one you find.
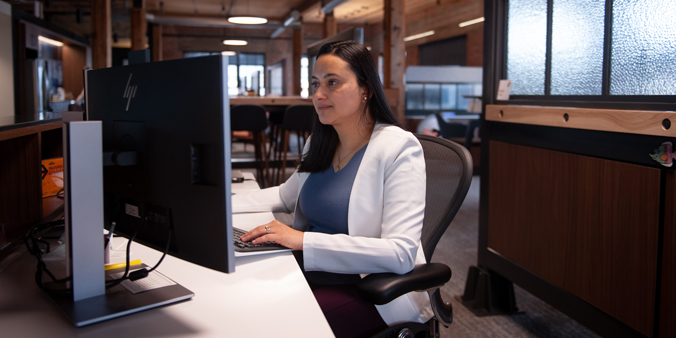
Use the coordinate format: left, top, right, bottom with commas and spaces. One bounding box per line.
240, 220, 304, 251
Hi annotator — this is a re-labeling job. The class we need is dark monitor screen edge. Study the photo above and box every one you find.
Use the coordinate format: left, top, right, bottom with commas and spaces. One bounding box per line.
85, 55, 234, 274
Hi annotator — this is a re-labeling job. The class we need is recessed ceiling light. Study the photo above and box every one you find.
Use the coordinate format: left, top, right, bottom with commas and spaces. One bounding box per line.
459, 17, 485, 28
223, 39, 248, 46
38, 35, 64, 47
227, 16, 268, 25
221, 51, 237, 56
403, 30, 435, 42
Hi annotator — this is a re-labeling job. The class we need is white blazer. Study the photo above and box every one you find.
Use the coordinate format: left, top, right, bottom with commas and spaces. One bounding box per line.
232, 123, 434, 325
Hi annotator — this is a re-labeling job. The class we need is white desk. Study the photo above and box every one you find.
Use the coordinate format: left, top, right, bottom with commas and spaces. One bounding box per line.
0, 179, 334, 337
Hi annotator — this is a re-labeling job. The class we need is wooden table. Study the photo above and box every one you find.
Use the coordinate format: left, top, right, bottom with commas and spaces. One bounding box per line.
229, 95, 312, 107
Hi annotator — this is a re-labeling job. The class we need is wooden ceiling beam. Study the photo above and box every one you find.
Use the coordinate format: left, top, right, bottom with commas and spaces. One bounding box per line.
296, 0, 322, 14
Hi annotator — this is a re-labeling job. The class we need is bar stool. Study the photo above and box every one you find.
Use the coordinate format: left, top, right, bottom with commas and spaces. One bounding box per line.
231, 104, 271, 187
273, 104, 315, 185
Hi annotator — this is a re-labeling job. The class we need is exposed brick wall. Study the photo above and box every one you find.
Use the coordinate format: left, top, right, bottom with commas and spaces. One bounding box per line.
161, 25, 183, 61
406, 45, 419, 67
466, 25, 483, 67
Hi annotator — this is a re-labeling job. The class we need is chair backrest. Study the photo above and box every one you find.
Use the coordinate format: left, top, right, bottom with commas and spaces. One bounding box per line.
231, 105, 268, 132
282, 105, 315, 131
416, 134, 473, 262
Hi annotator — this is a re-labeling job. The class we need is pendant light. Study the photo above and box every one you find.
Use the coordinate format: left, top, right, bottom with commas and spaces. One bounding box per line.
228, 0, 267, 25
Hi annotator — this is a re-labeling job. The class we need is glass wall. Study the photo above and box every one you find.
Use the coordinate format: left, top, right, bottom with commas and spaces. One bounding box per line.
505, 0, 676, 98
551, 0, 605, 95
506, 0, 547, 95
610, 0, 676, 95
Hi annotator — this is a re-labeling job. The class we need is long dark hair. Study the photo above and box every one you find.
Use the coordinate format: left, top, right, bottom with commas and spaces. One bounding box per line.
297, 40, 400, 173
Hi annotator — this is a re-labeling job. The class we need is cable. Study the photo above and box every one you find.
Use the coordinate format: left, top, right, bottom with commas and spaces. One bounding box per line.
147, 229, 172, 273
24, 219, 72, 296
106, 216, 146, 289
24, 206, 172, 293
105, 217, 172, 286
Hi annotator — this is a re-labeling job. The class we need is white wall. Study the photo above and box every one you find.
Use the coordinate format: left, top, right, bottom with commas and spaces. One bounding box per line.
405, 66, 482, 84
0, 1, 14, 117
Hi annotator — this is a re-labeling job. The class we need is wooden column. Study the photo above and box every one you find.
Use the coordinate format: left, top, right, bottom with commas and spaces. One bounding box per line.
322, 12, 337, 38
383, 0, 405, 123
91, 0, 111, 69
292, 27, 303, 96
151, 24, 162, 62
130, 0, 146, 51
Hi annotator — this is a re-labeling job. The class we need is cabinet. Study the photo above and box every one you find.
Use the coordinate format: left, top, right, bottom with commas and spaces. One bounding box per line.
0, 116, 62, 260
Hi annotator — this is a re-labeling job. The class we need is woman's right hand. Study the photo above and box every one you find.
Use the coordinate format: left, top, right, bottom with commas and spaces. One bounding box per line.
240, 220, 304, 250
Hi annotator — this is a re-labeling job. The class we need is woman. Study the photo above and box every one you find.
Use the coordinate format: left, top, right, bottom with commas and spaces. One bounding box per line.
233, 41, 432, 337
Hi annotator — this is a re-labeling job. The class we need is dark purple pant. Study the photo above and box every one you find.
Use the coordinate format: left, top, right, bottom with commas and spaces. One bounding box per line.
311, 283, 388, 338
293, 251, 388, 337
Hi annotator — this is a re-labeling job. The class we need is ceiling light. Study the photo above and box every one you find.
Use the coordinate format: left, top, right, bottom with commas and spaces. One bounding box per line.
38, 35, 64, 47
403, 30, 434, 42
223, 39, 248, 46
459, 17, 485, 27
221, 51, 236, 56
227, 16, 268, 25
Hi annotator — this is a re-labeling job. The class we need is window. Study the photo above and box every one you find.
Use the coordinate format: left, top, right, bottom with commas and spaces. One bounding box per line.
505, 0, 676, 99
301, 56, 309, 98
406, 82, 482, 115
268, 61, 284, 96
184, 52, 266, 96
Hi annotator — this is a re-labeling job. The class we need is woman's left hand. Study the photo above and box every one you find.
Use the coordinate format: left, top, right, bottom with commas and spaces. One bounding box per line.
240, 220, 304, 251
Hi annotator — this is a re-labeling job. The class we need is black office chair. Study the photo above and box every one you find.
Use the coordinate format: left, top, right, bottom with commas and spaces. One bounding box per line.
231, 104, 271, 187
357, 134, 473, 338
273, 104, 315, 185
434, 113, 468, 143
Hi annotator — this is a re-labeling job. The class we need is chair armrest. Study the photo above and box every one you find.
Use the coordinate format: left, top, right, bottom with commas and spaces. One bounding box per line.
356, 263, 452, 305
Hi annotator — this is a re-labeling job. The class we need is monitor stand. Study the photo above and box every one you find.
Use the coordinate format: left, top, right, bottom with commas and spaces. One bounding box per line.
48, 268, 194, 327
51, 121, 194, 327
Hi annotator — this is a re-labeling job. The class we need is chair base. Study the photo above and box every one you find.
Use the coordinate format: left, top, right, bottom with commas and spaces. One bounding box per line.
459, 265, 520, 317
369, 320, 432, 338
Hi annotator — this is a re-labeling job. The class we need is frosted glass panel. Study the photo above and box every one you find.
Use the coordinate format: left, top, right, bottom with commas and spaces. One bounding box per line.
611, 0, 676, 95
551, 0, 604, 95
441, 84, 457, 110
507, 0, 547, 95
423, 84, 441, 110
406, 84, 424, 110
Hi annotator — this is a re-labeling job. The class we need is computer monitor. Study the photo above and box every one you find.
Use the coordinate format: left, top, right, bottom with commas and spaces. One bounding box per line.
85, 55, 234, 273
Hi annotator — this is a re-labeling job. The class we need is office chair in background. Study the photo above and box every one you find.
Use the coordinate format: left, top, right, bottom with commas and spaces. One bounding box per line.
231, 104, 271, 187
272, 104, 315, 185
434, 113, 468, 142
357, 134, 473, 338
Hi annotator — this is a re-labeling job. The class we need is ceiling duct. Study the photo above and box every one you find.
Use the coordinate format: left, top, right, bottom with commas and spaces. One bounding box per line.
146, 13, 288, 29
271, 9, 300, 39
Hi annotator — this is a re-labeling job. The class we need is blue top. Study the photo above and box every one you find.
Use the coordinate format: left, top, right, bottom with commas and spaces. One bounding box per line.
299, 144, 368, 235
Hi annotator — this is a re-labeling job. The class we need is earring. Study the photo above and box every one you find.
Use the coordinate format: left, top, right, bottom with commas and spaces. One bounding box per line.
363, 96, 367, 100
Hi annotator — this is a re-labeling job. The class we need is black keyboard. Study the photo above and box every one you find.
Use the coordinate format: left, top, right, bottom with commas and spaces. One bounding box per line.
233, 227, 288, 252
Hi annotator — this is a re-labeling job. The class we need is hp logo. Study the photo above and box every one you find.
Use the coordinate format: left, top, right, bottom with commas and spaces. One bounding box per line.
123, 74, 137, 111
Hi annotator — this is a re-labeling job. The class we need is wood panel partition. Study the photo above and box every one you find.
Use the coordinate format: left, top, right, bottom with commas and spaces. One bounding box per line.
488, 141, 661, 337
660, 171, 676, 337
